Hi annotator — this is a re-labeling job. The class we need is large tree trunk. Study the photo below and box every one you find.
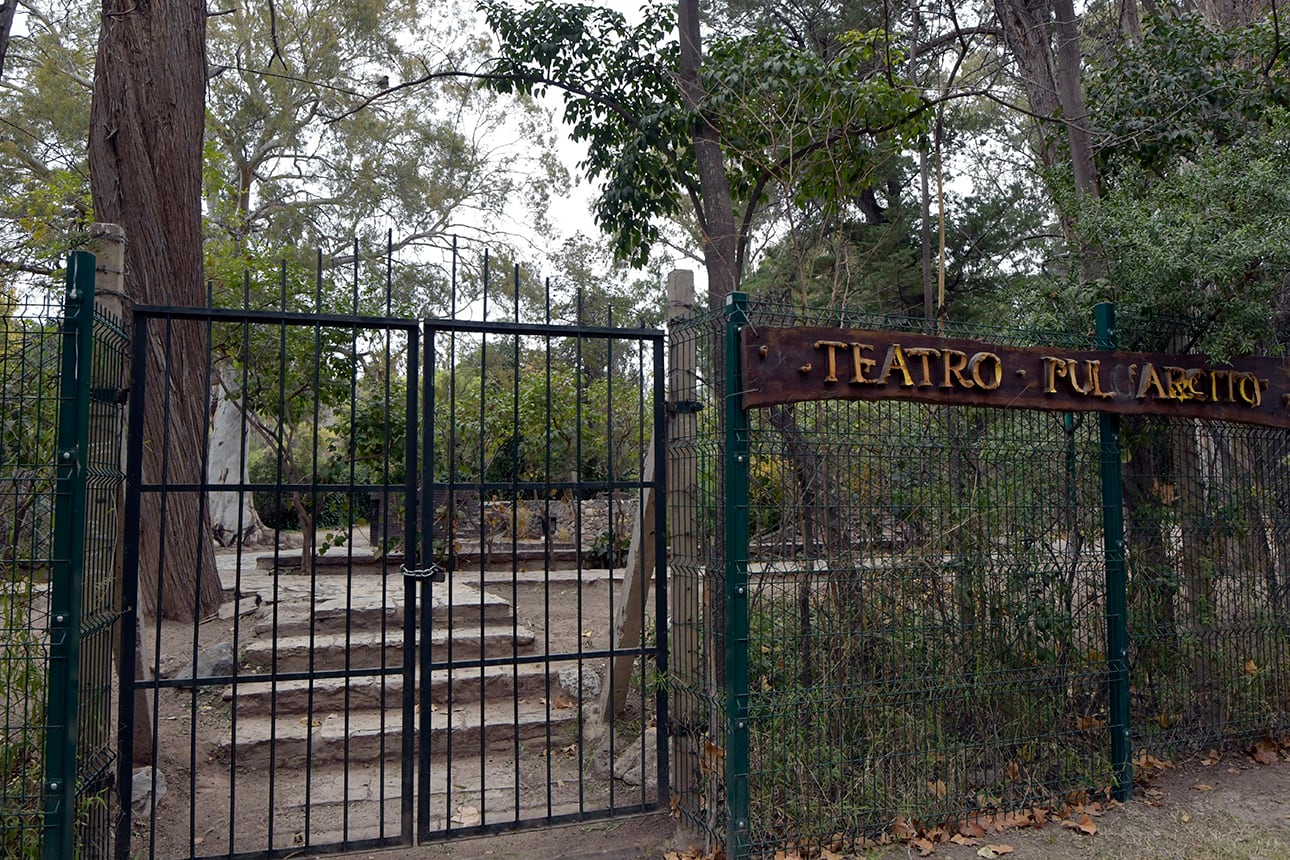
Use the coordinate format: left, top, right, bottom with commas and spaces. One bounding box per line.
89, 0, 221, 620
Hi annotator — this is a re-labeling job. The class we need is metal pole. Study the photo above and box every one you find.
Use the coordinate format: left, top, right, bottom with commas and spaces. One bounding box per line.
723, 292, 751, 859
1095, 301, 1132, 800
44, 251, 96, 860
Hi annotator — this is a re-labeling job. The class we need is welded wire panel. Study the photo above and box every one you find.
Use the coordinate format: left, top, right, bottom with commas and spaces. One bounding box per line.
1126, 418, 1290, 757
742, 400, 1110, 853
666, 309, 727, 846
0, 291, 64, 857
76, 309, 129, 858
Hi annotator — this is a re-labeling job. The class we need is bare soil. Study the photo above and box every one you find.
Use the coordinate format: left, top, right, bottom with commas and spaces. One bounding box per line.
311, 753, 1290, 860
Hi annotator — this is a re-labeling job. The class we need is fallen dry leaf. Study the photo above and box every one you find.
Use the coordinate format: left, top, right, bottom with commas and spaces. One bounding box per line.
911, 836, 936, 856
450, 805, 482, 827
994, 810, 1032, 830
1192, 783, 1214, 792
951, 834, 980, 846
892, 815, 917, 840
1252, 739, 1279, 765
1181, 812, 1192, 823
928, 778, 948, 799
1060, 813, 1097, 835
1201, 748, 1221, 766
985, 846, 1015, 855
1245, 658, 1259, 676
959, 820, 987, 839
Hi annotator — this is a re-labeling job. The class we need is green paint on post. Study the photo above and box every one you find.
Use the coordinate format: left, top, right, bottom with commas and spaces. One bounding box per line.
724, 292, 751, 860
43, 252, 96, 860
1095, 301, 1132, 801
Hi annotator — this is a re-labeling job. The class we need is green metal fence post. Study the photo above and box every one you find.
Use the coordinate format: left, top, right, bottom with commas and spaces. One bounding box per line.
43, 251, 97, 860
723, 292, 751, 859
1095, 301, 1132, 801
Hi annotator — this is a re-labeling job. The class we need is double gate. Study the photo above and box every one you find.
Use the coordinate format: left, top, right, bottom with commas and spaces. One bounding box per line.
115, 295, 667, 858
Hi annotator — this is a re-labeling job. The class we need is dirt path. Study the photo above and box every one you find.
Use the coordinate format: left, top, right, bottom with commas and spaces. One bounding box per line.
302, 753, 1290, 860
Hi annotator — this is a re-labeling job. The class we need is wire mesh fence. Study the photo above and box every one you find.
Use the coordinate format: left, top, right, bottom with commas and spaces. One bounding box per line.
669, 296, 1290, 857
0, 253, 126, 860
1, 287, 64, 858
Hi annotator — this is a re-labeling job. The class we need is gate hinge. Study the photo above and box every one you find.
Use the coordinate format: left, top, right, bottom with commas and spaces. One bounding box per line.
668, 399, 703, 415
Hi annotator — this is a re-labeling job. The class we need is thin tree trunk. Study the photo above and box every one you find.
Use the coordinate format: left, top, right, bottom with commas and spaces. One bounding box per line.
0, 0, 17, 78
208, 366, 269, 547
89, 0, 221, 620
678, 0, 740, 308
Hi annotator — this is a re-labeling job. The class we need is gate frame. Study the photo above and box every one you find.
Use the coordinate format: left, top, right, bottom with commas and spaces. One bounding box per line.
112, 299, 669, 858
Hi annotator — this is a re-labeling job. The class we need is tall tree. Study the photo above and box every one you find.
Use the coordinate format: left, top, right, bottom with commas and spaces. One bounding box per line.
88, 0, 220, 619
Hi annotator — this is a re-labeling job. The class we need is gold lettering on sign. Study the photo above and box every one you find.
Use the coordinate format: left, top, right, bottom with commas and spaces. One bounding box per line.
813, 340, 849, 383
1239, 374, 1262, 407
969, 352, 1003, 390
903, 347, 941, 387
775, 329, 1284, 420
941, 350, 972, 389
879, 345, 917, 387
1041, 356, 1063, 393
1136, 363, 1168, 400
1186, 369, 1207, 402
1042, 357, 1114, 400
1089, 361, 1114, 399
848, 343, 877, 384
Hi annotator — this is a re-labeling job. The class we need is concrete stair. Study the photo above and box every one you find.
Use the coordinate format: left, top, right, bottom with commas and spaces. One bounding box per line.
215, 697, 583, 769
198, 543, 627, 860
222, 660, 581, 715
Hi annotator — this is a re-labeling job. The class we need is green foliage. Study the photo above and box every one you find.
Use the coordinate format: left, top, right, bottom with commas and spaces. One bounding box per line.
1070, 110, 1290, 358
479, 1, 688, 266
0, 581, 47, 860
1089, 13, 1290, 180
586, 528, 630, 568
703, 29, 926, 205
479, 1, 927, 271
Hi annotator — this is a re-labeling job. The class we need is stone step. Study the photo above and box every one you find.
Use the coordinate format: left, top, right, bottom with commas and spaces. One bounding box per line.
172, 748, 635, 856
222, 660, 587, 715
240, 626, 536, 675
216, 698, 582, 769
246, 579, 512, 637
256, 546, 583, 572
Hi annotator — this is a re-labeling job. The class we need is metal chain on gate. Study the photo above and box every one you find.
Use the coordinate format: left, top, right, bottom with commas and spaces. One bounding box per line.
400, 562, 446, 582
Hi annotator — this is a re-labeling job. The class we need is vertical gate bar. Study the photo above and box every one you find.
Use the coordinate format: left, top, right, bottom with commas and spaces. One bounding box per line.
574, 291, 586, 815
652, 335, 670, 809
410, 324, 424, 844
607, 308, 617, 814
44, 251, 95, 860
723, 292, 751, 859
1095, 301, 1132, 800
379, 236, 395, 842
303, 254, 326, 851
510, 265, 521, 824
114, 312, 149, 860
477, 261, 489, 828
542, 279, 554, 820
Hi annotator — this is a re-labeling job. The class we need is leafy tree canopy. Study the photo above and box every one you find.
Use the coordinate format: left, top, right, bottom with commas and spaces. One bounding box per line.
478, 0, 927, 273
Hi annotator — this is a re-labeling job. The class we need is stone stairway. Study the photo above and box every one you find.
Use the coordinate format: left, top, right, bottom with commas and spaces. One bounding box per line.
208, 548, 595, 849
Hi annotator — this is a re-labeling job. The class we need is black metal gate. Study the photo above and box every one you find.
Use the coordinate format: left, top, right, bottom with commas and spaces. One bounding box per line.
115, 257, 667, 859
